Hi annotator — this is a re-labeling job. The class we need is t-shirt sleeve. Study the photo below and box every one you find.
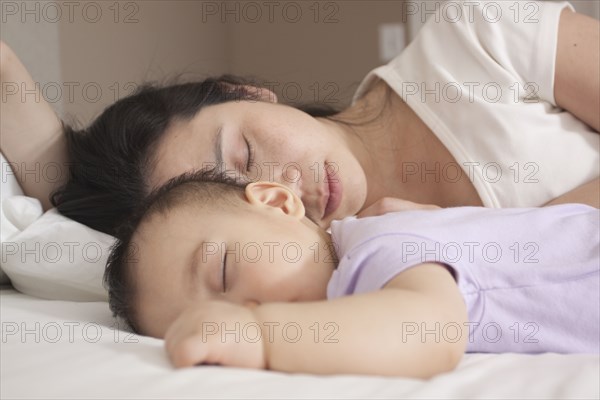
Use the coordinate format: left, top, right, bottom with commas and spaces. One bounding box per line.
457, 0, 574, 106
327, 234, 458, 298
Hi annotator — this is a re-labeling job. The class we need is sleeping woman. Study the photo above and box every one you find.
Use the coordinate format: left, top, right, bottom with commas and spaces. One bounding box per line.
1, 0, 598, 237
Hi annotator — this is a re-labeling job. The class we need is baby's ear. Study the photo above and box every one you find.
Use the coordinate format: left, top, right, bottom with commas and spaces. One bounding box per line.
245, 182, 304, 219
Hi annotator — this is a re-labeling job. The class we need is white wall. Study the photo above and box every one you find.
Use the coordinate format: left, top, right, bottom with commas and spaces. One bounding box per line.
1, 1, 229, 125
3, 0, 598, 123
1, 2, 64, 115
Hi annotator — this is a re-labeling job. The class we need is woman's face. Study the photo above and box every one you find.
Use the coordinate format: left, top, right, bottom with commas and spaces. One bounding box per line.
150, 99, 368, 228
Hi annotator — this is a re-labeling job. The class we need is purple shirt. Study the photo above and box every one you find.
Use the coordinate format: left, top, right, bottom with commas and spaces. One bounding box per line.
327, 204, 600, 353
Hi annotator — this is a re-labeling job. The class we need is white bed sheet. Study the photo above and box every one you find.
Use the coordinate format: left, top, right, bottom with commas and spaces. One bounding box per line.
1, 287, 598, 399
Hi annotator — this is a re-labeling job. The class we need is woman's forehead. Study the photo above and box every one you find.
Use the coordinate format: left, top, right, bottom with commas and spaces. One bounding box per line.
149, 130, 212, 188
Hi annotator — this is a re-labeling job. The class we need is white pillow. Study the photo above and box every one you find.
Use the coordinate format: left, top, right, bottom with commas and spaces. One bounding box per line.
1, 152, 26, 285
1, 153, 114, 301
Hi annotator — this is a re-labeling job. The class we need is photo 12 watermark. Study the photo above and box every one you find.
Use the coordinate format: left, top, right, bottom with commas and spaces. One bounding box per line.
2, 240, 108, 264
398, 80, 541, 104
399, 161, 540, 185
1, 1, 141, 24
401, 1, 541, 24
1, 160, 141, 186
196, 321, 339, 344
1, 79, 342, 106
1, 321, 139, 344
1, 81, 139, 105
201, 160, 340, 187
199, 1, 340, 24
399, 321, 540, 345
401, 240, 541, 264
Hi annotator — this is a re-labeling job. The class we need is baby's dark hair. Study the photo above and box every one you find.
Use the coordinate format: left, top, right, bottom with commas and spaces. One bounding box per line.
104, 168, 247, 334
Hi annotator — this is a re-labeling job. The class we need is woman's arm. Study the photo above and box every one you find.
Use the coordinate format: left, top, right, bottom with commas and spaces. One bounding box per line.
555, 9, 600, 133
0, 41, 68, 210
165, 263, 468, 378
543, 8, 599, 209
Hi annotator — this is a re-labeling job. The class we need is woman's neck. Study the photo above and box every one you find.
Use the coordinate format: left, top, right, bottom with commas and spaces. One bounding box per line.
332, 79, 483, 209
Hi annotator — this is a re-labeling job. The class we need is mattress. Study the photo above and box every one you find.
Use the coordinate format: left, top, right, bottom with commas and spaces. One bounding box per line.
1, 287, 598, 399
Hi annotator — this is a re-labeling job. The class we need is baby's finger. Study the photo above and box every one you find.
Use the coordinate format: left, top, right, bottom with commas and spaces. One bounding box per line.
168, 335, 209, 368
164, 318, 187, 355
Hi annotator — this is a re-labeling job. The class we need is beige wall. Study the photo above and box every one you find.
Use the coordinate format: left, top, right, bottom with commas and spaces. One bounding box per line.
564, 0, 600, 19
57, 1, 229, 125
3, 0, 598, 125
228, 1, 406, 108
2, 1, 229, 125
3, 1, 409, 124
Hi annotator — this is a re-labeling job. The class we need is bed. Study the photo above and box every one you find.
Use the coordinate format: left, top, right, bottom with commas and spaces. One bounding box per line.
1, 154, 599, 399
2, 287, 599, 399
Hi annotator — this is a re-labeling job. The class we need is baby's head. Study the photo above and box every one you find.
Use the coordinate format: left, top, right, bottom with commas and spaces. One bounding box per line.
105, 169, 337, 338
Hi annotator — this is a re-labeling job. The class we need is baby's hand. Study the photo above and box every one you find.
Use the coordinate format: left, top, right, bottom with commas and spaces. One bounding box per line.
357, 197, 441, 218
164, 300, 266, 369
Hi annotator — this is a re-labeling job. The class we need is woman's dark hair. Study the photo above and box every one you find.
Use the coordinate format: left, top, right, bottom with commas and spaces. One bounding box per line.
50, 74, 342, 237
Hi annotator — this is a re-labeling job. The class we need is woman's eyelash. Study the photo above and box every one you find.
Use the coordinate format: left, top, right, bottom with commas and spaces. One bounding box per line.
222, 253, 227, 293
244, 136, 255, 171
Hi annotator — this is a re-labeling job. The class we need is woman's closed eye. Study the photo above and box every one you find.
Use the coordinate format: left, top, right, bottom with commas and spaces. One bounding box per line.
244, 135, 255, 172
221, 252, 228, 293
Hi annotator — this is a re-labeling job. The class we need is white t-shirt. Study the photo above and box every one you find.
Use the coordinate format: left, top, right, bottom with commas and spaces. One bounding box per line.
353, 0, 599, 207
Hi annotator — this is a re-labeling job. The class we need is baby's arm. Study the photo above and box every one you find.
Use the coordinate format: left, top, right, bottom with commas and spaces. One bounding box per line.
0, 41, 68, 210
165, 262, 467, 378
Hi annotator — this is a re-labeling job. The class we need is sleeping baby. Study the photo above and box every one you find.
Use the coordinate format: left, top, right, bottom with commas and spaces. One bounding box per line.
105, 169, 600, 378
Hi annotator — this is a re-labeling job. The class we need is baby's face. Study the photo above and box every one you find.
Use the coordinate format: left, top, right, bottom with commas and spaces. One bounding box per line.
131, 184, 337, 338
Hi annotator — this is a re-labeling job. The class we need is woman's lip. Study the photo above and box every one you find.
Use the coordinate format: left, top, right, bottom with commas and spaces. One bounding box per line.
323, 162, 342, 220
